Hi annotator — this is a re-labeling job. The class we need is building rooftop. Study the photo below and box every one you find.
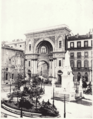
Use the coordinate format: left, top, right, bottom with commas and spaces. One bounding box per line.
2, 45, 24, 52
66, 33, 92, 40
5, 39, 25, 45
25, 24, 71, 35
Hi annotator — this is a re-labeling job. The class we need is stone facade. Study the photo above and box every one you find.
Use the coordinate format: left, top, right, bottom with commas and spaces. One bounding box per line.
25, 26, 71, 84
1, 46, 25, 84
5, 39, 26, 51
66, 33, 93, 82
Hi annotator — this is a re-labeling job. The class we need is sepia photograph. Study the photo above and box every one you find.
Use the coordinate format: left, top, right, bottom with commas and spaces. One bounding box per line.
1, 0, 93, 118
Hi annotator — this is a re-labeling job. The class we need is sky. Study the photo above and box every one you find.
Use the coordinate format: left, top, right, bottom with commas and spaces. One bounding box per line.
1, 0, 93, 42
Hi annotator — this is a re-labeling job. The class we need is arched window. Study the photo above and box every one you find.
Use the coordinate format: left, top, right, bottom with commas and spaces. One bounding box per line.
84, 60, 88, 68
77, 72, 81, 82
77, 60, 81, 68
70, 60, 74, 68
59, 41, 62, 48
84, 72, 88, 82
41, 46, 46, 53
58, 70, 63, 74
29, 41, 31, 51
29, 44, 31, 51
58, 37, 63, 49
28, 61, 30, 66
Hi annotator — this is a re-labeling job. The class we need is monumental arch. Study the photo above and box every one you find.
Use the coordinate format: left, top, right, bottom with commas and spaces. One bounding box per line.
25, 25, 71, 84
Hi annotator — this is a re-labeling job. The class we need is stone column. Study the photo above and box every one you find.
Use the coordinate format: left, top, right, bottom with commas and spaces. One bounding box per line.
89, 71, 91, 82
49, 59, 51, 76
35, 59, 38, 74
52, 59, 54, 78
53, 58, 57, 78
31, 59, 34, 74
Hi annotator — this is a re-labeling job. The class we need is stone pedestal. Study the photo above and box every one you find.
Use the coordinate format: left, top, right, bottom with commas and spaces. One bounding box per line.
62, 71, 75, 101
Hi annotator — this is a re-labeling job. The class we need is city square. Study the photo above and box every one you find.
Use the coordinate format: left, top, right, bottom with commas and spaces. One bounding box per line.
1, 0, 93, 118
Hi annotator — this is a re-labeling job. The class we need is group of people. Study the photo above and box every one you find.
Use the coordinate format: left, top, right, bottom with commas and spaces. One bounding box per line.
79, 76, 92, 94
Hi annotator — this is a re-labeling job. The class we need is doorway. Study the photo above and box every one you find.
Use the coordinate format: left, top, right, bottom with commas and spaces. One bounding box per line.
6, 73, 8, 80
58, 74, 62, 84
57, 70, 63, 85
38, 61, 49, 78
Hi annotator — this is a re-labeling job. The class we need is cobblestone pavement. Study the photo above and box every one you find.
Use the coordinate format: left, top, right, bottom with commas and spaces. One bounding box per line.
1, 84, 93, 118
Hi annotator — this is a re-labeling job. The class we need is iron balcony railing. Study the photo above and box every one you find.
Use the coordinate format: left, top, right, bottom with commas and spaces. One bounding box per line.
71, 67, 92, 71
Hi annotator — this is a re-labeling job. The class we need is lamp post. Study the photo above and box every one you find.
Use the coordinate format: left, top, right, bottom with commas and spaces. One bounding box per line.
20, 96, 23, 118
64, 93, 66, 118
52, 78, 55, 107
63, 88, 66, 118
24, 59, 27, 87
10, 77, 12, 93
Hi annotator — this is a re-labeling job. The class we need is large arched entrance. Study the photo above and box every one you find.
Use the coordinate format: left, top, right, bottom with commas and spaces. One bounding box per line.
38, 61, 49, 78
36, 40, 53, 78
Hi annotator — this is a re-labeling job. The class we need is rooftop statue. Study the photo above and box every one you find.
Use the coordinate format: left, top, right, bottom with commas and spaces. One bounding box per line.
63, 50, 72, 75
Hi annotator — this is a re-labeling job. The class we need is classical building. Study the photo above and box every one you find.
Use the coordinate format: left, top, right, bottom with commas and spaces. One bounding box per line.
5, 39, 26, 51
1, 45, 25, 84
24, 25, 71, 84
66, 33, 93, 82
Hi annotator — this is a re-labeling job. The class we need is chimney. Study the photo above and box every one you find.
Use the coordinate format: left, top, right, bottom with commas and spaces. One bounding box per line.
76, 33, 79, 38
88, 32, 90, 37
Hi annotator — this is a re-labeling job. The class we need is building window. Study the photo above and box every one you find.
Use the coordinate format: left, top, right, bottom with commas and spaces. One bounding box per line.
6, 68, 8, 71
77, 72, 81, 82
20, 45, 21, 47
70, 60, 74, 68
15, 44, 17, 47
41, 46, 46, 53
59, 60, 61, 66
59, 41, 62, 48
9, 59, 11, 64
70, 42, 74, 48
84, 52, 88, 58
84, 41, 88, 47
84, 60, 88, 68
77, 52, 81, 58
29, 44, 31, 51
29, 61, 30, 66
70, 53, 74, 58
77, 41, 81, 48
12, 74, 14, 79
77, 60, 81, 68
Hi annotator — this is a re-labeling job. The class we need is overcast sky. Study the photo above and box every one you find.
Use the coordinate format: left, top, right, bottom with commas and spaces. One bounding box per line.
1, 0, 93, 42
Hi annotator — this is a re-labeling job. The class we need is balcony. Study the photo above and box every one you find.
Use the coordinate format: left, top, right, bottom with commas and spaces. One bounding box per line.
71, 67, 92, 71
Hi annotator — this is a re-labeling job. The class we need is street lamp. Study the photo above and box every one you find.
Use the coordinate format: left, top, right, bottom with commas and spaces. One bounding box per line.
9, 76, 12, 94
24, 59, 27, 87
52, 77, 55, 107
63, 88, 66, 118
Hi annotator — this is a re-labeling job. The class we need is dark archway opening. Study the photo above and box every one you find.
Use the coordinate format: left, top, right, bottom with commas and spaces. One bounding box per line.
38, 61, 49, 78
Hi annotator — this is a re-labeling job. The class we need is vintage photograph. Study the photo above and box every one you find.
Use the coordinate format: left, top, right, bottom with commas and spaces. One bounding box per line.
1, 0, 93, 118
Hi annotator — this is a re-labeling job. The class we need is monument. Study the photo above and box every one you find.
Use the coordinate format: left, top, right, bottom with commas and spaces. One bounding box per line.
62, 51, 75, 101
54, 51, 76, 101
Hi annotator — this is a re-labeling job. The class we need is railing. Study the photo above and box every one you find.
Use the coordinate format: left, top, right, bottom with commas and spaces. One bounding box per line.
71, 67, 92, 71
